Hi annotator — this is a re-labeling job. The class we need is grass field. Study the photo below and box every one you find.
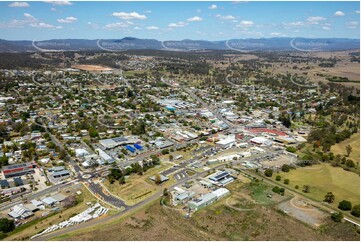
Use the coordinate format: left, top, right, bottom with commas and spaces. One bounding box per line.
54, 184, 359, 241
276, 163, 360, 209
330, 133, 360, 163
103, 162, 174, 206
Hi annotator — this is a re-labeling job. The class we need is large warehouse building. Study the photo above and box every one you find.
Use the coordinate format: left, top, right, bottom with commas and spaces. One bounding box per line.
2, 162, 37, 179
99, 136, 141, 149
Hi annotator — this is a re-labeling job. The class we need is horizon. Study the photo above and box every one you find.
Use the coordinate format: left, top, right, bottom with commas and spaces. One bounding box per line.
0, 1, 360, 41
1, 36, 361, 42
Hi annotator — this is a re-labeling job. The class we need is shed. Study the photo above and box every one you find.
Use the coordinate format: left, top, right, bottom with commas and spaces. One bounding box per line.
41, 197, 57, 206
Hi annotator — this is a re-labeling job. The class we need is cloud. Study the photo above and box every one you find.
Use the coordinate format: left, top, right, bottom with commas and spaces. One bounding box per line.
168, 21, 187, 28
146, 26, 159, 30
30, 22, 56, 28
270, 32, 282, 36
283, 21, 305, 27
209, 4, 217, 10
51, 7, 57, 11
347, 21, 359, 29
334, 11, 345, 17
187, 16, 203, 22
322, 26, 331, 30
237, 20, 254, 28
87, 22, 99, 29
134, 26, 141, 30
112, 12, 147, 20
355, 10, 360, 14
306, 16, 326, 24
216, 14, 235, 20
24, 13, 37, 21
104, 22, 131, 30
44, 1, 73, 6
57, 16, 77, 23
8, 2, 29, 7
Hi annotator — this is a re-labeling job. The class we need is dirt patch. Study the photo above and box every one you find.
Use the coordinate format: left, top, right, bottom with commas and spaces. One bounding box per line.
277, 197, 328, 227
72, 65, 113, 72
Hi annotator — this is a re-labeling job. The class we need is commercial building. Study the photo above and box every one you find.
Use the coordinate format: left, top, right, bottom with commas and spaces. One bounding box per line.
99, 136, 141, 149
95, 148, 115, 164
2, 162, 37, 178
8, 204, 34, 219
175, 191, 196, 204
207, 171, 234, 186
216, 135, 236, 148
188, 188, 230, 211
250, 137, 273, 146
188, 193, 217, 211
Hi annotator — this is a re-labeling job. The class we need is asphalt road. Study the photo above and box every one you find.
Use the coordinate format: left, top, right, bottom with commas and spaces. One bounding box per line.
33, 163, 226, 241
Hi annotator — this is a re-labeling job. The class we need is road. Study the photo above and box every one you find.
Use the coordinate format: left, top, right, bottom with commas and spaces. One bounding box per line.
33, 162, 227, 241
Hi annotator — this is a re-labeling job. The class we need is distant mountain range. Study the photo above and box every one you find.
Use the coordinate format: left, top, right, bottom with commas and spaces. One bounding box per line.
0, 37, 359, 52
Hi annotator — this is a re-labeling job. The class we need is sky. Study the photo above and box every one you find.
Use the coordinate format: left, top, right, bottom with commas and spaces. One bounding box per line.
0, 1, 359, 41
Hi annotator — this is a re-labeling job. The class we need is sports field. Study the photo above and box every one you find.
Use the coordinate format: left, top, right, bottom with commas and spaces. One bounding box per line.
278, 163, 360, 208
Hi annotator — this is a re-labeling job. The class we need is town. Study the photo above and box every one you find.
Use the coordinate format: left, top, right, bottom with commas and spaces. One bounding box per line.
0, 47, 359, 241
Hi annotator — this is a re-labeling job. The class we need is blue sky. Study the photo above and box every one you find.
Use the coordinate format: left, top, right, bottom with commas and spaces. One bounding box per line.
0, 1, 359, 40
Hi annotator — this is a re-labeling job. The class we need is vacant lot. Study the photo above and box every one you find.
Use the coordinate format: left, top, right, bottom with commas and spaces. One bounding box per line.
55, 193, 359, 241
276, 163, 360, 208
72, 65, 113, 71
331, 133, 360, 163
104, 179, 158, 206
103, 163, 174, 206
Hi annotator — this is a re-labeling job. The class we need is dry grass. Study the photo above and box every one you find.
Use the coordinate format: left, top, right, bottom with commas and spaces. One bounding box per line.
72, 65, 113, 71
330, 133, 360, 163
276, 163, 360, 209
55, 182, 359, 241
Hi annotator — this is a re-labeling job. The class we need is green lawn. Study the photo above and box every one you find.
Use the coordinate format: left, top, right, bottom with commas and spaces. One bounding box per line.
277, 163, 360, 208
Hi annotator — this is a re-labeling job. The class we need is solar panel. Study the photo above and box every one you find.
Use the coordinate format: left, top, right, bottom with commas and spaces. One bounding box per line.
112, 137, 127, 142
0, 180, 10, 188
14, 177, 24, 186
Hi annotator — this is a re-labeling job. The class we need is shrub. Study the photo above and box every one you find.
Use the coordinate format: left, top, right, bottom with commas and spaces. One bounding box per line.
264, 169, 273, 177
338, 200, 352, 211
351, 204, 360, 217
331, 212, 343, 222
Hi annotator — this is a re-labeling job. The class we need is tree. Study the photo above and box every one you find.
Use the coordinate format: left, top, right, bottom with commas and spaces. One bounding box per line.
119, 176, 125, 185
264, 169, 273, 177
163, 188, 169, 196
168, 154, 173, 161
63, 195, 77, 209
286, 146, 297, 153
331, 212, 343, 222
295, 185, 299, 189
346, 144, 352, 157
323, 192, 335, 203
154, 174, 161, 185
302, 185, 310, 193
284, 179, 289, 185
276, 175, 281, 181
338, 200, 352, 211
345, 159, 355, 168
281, 164, 291, 172
351, 204, 360, 217
0, 218, 15, 233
